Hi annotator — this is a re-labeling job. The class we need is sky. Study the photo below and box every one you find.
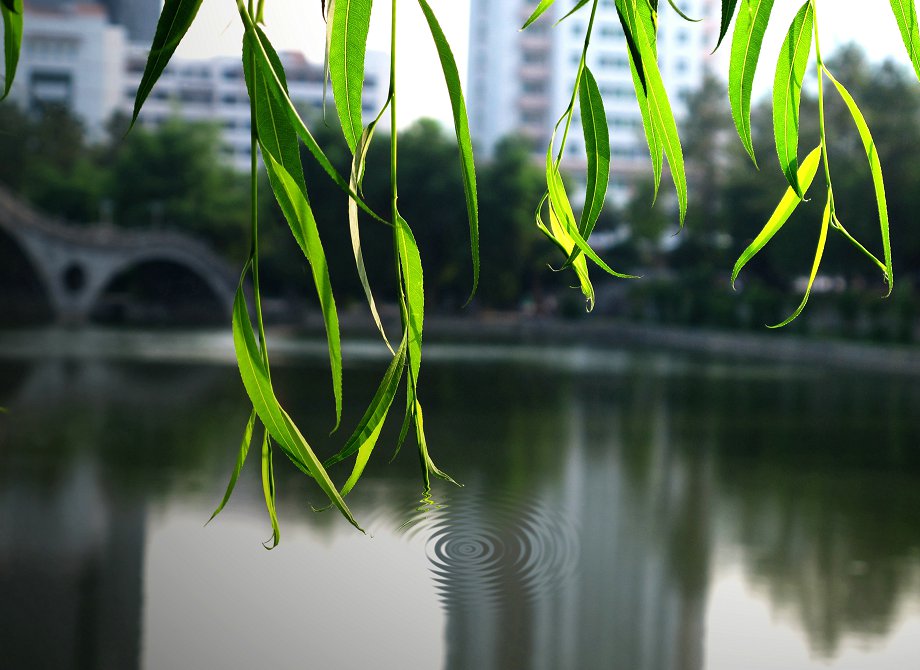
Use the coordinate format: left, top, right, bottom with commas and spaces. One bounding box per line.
176, 0, 908, 127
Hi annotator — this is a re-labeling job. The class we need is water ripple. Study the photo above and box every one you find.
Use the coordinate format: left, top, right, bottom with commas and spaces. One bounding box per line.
401, 490, 580, 608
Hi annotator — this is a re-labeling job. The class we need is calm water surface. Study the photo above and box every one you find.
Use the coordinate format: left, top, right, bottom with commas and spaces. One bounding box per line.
1, 328, 919, 670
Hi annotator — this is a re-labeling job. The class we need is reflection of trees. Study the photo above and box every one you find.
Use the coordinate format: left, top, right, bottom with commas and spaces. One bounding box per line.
665, 363, 920, 657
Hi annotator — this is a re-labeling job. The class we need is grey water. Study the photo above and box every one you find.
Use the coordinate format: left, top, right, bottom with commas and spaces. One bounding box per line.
1, 328, 919, 670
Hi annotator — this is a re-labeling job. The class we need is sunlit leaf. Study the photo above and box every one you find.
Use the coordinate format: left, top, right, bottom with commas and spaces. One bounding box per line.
522, 0, 558, 29
729, 0, 775, 166
208, 409, 257, 523
245, 32, 344, 431
772, 0, 813, 197
823, 67, 894, 294
418, 0, 480, 301
732, 145, 821, 285
260, 432, 280, 548
131, 0, 204, 125
615, 0, 648, 92
889, 0, 920, 83
232, 279, 361, 531
715, 0, 739, 51
574, 66, 609, 249
769, 192, 830, 328
1, 0, 23, 100
557, 0, 591, 25
330, 0, 373, 152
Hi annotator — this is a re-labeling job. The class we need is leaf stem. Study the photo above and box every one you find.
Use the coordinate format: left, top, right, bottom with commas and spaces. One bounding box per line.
556, 0, 600, 164
811, 0, 835, 214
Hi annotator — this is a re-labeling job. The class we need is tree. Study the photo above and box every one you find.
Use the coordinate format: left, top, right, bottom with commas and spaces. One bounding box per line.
3, 0, 920, 538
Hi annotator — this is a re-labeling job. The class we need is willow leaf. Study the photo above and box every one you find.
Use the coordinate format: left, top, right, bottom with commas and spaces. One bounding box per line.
260, 432, 280, 549
324, 336, 406, 470
412, 401, 459, 489
1, 0, 22, 100
350, 110, 393, 351
418, 0, 480, 300
889, 0, 920, 83
237, 7, 387, 225
729, 0, 775, 166
522, 0, 558, 29
232, 281, 361, 531
634, 0, 688, 225
772, 1, 813, 197
824, 67, 894, 294
615, 0, 648, 92
131, 0, 204, 125
576, 66, 609, 245
557, 0, 591, 25
330, 0, 373, 152
396, 214, 424, 388
263, 153, 344, 431
769, 193, 831, 328
667, 0, 701, 22
323, 0, 335, 114
715, 0, 739, 51
208, 409, 257, 523
732, 145, 821, 285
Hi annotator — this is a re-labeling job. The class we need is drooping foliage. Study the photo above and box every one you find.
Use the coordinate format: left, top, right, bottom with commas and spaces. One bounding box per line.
1, 0, 916, 539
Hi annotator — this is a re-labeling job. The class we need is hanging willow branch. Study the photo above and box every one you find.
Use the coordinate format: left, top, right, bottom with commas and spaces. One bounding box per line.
1, 0, 916, 540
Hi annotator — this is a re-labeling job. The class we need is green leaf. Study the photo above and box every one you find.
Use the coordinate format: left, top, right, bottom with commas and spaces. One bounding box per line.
349, 108, 394, 351
260, 432, 280, 549
576, 66, 609, 244
889, 0, 920, 83
245, 31, 344, 431
263, 152, 344, 432
208, 410, 257, 524
615, 0, 649, 92
522, 0, 558, 29
667, 0, 701, 22
715, 0, 739, 52
731, 145, 821, 285
418, 0, 480, 301
324, 336, 408, 496
396, 214, 424, 391
131, 0, 204, 125
557, 0, 591, 25
769, 192, 831, 328
772, 1, 813, 197
237, 7, 388, 225
824, 67, 894, 294
232, 280, 362, 531
329, 0, 373, 152
1, 0, 23, 100
729, 0, 775, 166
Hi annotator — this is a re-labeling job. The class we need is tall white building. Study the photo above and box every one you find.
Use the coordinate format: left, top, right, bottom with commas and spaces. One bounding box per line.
468, 0, 718, 199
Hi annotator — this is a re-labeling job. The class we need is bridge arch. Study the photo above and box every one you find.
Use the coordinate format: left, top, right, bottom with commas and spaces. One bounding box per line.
0, 227, 54, 324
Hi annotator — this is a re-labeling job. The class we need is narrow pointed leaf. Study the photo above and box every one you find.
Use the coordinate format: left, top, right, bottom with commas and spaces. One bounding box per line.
769, 193, 831, 328
824, 67, 894, 294
350, 111, 394, 351
260, 432, 280, 549
330, 0, 373, 152
729, 0, 775, 166
522, 0, 558, 29
418, 0, 480, 300
575, 66, 609, 245
232, 281, 361, 531
131, 0, 204, 125
263, 153, 344, 431
715, 0, 739, 51
615, 0, 648, 92
322, 0, 336, 115
237, 8, 387, 225
1, 0, 23, 100
732, 145, 821, 285
208, 409, 257, 523
396, 214, 424, 388
667, 0, 701, 22
889, 0, 920, 83
557, 0, 591, 25
772, 1, 813, 197
245, 32, 344, 431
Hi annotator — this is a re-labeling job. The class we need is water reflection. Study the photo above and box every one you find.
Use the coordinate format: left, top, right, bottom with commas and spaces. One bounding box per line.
0, 331, 918, 669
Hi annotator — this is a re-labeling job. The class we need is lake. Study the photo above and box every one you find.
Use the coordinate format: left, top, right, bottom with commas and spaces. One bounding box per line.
1, 328, 919, 669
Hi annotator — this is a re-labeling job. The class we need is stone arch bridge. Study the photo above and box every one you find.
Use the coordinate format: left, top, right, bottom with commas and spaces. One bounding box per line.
0, 187, 237, 323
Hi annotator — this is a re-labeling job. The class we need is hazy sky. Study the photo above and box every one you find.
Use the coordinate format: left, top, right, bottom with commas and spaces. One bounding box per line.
177, 0, 908, 127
